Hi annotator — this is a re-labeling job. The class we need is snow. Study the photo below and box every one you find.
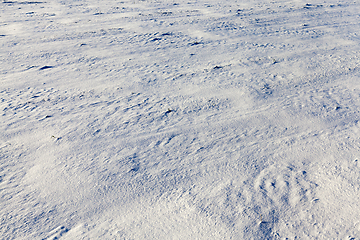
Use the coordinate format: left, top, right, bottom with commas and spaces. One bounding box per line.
1, 0, 360, 239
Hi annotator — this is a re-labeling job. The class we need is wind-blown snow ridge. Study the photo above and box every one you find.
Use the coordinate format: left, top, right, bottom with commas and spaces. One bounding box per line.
1, 0, 360, 239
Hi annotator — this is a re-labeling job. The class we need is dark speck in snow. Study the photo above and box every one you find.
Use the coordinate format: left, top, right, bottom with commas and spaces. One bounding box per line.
151, 37, 162, 41
190, 41, 202, 46
39, 66, 54, 70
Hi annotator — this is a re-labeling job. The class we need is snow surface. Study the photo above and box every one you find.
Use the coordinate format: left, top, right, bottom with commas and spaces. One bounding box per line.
1, 0, 360, 239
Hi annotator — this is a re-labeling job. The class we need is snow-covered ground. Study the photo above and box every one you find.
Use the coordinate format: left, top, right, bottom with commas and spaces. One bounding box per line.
1, 0, 360, 239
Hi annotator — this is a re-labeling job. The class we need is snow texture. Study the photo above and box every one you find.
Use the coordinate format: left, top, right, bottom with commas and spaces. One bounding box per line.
1, 0, 360, 239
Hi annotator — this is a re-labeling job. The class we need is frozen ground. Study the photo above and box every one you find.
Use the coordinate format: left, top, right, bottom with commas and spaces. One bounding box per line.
1, 0, 360, 239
